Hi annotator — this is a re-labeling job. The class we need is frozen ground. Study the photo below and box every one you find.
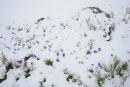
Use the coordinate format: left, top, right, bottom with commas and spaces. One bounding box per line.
0, 0, 130, 87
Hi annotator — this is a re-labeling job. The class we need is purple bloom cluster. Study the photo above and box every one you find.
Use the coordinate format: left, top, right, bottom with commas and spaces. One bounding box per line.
17, 60, 22, 64
29, 53, 40, 60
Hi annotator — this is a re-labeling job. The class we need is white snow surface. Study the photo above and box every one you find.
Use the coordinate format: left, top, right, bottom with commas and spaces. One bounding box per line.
0, 0, 130, 87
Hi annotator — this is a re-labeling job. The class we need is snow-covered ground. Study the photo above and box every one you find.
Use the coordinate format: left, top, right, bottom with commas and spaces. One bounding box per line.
0, 0, 130, 87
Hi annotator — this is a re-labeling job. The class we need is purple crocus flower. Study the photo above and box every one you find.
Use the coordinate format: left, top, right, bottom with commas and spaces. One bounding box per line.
33, 54, 37, 58
62, 53, 65, 57
29, 53, 40, 60
17, 60, 22, 64
60, 49, 63, 52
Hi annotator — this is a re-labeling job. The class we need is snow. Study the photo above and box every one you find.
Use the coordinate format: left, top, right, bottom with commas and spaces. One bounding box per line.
0, 0, 130, 87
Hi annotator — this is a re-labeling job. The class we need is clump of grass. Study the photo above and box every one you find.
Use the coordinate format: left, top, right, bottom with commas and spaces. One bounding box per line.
0, 53, 11, 83
0, 53, 9, 66
108, 57, 128, 78
87, 7, 103, 14
63, 69, 74, 82
66, 74, 74, 81
96, 72, 105, 87
6, 63, 13, 72
115, 62, 128, 77
44, 59, 53, 66
0, 53, 13, 72
102, 57, 129, 78
66, 74, 83, 86
109, 57, 120, 78
122, 62, 128, 70
63, 69, 83, 86
93, 56, 129, 87
0, 75, 7, 83
111, 58, 120, 70
25, 69, 31, 78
